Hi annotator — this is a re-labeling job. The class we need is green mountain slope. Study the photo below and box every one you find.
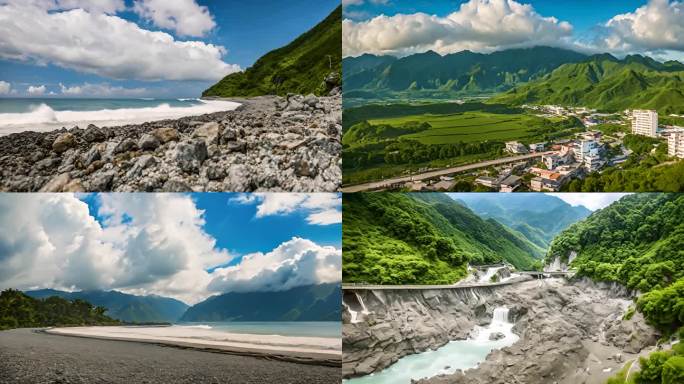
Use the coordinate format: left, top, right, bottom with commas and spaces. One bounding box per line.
343, 46, 587, 97
549, 194, 684, 333
25, 289, 188, 323
0, 289, 120, 330
343, 193, 544, 285
493, 54, 684, 114
180, 283, 340, 322
203, 6, 341, 97
454, 194, 591, 248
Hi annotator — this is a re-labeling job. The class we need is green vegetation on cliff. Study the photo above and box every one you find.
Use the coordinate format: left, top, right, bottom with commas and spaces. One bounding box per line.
343, 193, 543, 284
0, 289, 120, 330
549, 194, 684, 334
203, 6, 341, 97
493, 54, 684, 114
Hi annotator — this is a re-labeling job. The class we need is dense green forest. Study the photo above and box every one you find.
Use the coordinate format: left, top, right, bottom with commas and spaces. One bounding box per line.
0, 289, 120, 330
25, 289, 188, 323
181, 283, 340, 321
607, 340, 684, 384
203, 6, 341, 97
343, 193, 543, 284
493, 54, 684, 114
548, 194, 684, 334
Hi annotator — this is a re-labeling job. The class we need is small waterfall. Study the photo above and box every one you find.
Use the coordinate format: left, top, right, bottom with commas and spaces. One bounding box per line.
479, 267, 502, 283
356, 292, 370, 315
492, 307, 510, 323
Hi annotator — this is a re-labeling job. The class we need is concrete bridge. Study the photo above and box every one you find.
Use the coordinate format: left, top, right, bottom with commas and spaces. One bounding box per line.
342, 270, 574, 291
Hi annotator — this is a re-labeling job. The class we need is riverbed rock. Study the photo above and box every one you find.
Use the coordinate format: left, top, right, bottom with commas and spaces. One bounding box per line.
489, 332, 506, 341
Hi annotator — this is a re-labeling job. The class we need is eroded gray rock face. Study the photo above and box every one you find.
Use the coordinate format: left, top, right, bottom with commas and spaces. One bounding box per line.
343, 279, 660, 384
0, 94, 341, 192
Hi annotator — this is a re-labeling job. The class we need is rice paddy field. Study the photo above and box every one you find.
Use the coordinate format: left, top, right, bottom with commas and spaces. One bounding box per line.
368, 111, 556, 145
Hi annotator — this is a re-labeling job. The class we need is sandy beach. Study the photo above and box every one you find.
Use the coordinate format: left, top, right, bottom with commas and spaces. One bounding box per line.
0, 328, 341, 384
46, 325, 341, 364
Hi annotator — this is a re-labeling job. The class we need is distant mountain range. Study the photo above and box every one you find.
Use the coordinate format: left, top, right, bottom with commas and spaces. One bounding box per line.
203, 6, 341, 97
453, 194, 591, 249
492, 53, 684, 114
344, 46, 684, 113
180, 283, 340, 322
26, 284, 342, 323
343, 46, 587, 96
25, 289, 188, 323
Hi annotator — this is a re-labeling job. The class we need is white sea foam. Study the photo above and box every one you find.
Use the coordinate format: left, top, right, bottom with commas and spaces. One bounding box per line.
0, 99, 240, 135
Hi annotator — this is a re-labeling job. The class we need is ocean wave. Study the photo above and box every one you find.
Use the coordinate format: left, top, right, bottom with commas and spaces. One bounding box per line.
0, 100, 241, 134
178, 324, 213, 330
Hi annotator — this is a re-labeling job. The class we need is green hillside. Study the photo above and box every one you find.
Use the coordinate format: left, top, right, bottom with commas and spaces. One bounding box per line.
343, 193, 544, 285
180, 283, 340, 322
25, 289, 188, 323
203, 6, 341, 97
0, 289, 120, 330
492, 54, 684, 114
549, 194, 684, 333
343, 46, 586, 98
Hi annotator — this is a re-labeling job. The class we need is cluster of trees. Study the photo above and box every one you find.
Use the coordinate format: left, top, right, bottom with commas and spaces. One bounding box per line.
607, 341, 684, 384
548, 194, 684, 334
0, 289, 120, 330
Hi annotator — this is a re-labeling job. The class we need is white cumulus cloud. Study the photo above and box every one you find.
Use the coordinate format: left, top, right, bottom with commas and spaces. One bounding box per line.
0, 80, 10, 94
0, 1, 240, 81
0, 194, 341, 304
342, 0, 574, 57
27, 85, 46, 95
596, 0, 684, 54
231, 193, 342, 225
60, 82, 148, 97
133, 0, 216, 37
208, 237, 341, 293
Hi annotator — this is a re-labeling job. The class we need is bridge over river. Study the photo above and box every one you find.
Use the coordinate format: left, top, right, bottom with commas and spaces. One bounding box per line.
342, 270, 575, 291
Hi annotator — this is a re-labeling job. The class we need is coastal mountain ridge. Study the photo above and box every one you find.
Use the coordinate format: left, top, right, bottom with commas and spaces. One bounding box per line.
203, 6, 341, 97
25, 289, 189, 324
180, 283, 341, 322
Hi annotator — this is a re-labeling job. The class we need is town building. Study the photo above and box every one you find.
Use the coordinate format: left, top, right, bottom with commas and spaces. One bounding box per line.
632, 109, 658, 137
499, 175, 521, 192
474, 176, 498, 188
505, 141, 528, 154
668, 129, 684, 159
529, 142, 546, 152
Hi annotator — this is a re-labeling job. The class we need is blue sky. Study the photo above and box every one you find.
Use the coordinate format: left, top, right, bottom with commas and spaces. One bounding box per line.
0, 0, 339, 98
0, 193, 341, 304
80, 192, 342, 262
342, 0, 684, 61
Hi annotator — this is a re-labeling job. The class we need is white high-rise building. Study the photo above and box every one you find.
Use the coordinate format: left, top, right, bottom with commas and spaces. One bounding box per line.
632, 110, 658, 137
669, 129, 684, 159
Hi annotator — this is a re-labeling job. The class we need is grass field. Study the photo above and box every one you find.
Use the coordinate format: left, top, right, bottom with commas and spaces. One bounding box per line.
368, 111, 549, 144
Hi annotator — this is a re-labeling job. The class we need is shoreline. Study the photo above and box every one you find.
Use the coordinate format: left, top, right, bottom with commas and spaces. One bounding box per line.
44, 325, 341, 367
0, 94, 342, 192
0, 328, 341, 384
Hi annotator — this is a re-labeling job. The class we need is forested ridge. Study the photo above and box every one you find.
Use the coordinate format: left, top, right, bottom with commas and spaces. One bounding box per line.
0, 289, 120, 330
549, 194, 684, 383
343, 193, 543, 284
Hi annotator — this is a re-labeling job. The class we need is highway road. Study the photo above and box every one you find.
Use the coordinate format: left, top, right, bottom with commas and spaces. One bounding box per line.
341, 151, 553, 193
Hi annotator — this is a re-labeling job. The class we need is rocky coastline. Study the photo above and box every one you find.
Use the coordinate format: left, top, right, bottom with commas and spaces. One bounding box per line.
343, 278, 660, 384
0, 94, 341, 192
